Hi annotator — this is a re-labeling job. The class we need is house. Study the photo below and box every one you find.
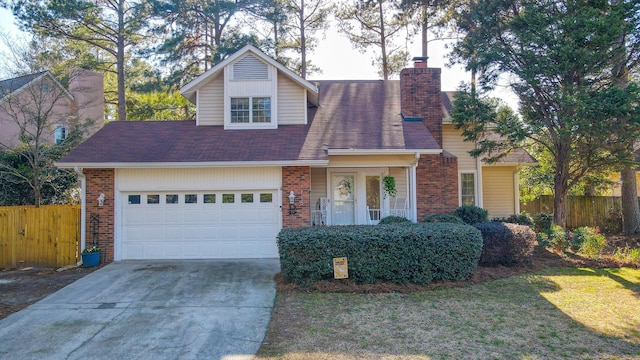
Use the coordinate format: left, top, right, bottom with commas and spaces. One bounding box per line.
57, 45, 534, 263
0, 69, 104, 147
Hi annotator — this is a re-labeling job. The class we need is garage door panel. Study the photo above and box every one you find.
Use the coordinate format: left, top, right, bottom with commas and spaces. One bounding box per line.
121, 190, 280, 259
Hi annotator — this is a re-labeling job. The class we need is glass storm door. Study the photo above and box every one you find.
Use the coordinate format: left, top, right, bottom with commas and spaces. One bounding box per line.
366, 176, 382, 223
332, 174, 355, 225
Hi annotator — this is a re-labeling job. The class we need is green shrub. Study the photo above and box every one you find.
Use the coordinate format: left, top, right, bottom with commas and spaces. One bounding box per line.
613, 247, 640, 264
537, 225, 568, 251
474, 222, 537, 266
492, 213, 534, 227
422, 214, 465, 224
533, 213, 553, 234
277, 223, 483, 285
454, 206, 489, 225
378, 215, 411, 224
572, 227, 607, 257
602, 210, 622, 234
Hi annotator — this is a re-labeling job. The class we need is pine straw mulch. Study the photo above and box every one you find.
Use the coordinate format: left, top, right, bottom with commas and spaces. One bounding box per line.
274, 234, 640, 294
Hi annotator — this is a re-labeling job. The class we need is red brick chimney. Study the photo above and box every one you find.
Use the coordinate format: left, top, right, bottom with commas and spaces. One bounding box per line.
400, 57, 442, 146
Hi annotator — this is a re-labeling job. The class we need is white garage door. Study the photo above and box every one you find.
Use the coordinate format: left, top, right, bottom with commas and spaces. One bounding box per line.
121, 191, 280, 259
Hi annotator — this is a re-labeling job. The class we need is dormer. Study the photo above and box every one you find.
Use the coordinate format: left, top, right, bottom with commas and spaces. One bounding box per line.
180, 45, 319, 130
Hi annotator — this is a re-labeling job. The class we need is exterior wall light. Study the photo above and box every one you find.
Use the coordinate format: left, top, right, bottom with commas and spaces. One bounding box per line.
288, 191, 297, 215
97, 193, 105, 207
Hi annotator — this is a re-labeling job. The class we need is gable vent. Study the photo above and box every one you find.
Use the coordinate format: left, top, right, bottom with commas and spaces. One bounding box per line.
233, 54, 269, 80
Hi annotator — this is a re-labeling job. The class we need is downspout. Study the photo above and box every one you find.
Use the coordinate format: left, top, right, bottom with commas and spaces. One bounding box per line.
514, 167, 521, 214
73, 166, 86, 266
410, 153, 420, 222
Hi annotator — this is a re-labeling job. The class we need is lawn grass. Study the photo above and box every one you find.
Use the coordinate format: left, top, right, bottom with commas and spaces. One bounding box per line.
257, 267, 640, 359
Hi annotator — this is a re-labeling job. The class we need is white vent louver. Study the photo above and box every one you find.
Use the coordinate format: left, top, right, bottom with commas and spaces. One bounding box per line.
233, 54, 269, 80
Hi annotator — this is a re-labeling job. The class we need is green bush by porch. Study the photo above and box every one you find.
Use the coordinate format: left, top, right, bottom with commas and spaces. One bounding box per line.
277, 223, 483, 285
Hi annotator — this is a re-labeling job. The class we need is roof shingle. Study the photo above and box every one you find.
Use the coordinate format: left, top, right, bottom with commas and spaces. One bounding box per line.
59, 80, 442, 165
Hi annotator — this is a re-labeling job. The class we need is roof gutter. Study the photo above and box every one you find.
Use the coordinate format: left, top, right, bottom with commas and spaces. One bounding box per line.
327, 149, 442, 156
56, 160, 330, 169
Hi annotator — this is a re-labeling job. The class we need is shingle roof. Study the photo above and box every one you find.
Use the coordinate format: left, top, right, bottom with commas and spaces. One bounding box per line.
59, 80, 442, 165
0, 72, 47, 97
300, 80, 440, 160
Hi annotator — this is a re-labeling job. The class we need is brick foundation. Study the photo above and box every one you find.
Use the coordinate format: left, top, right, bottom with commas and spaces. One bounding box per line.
282, 166, 311, 228
84, 168, 115, 264
416, 154, 458, 220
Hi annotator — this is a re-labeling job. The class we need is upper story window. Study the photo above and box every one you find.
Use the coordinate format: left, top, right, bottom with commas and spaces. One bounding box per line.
230, 97, 271, 124
54, 126, 66, 144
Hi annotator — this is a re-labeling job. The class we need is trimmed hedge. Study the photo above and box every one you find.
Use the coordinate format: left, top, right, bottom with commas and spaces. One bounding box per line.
492, 213, 534, 227
474, 222, 537, 266
454, 206, 489, 225
422, 214, 465, 224
277, 223, 483, 285
378, 215, 411, 224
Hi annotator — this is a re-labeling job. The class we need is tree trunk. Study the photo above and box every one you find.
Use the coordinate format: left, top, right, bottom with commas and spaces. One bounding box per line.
621, 166, 640, 234
421, 6, 428, 58
300, 0, 306, 79
553, 177, 568, 229
553, 143, 570, 229
611, 0, 638, 234
378, 0, 388, 80
116, 0, 126, 121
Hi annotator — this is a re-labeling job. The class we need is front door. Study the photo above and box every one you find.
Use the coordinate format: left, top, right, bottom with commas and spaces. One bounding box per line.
331, 174, 355, 225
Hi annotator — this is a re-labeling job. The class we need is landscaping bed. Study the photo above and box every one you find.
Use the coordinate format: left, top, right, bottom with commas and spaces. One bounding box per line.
0, 266, 100, 320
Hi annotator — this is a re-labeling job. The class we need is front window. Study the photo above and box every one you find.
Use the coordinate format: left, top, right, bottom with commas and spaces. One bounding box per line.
230, 97, 271, 124
461, 173, 476, 206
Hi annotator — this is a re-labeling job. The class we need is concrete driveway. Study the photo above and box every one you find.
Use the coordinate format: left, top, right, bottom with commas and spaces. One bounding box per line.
0, 259, 280, 360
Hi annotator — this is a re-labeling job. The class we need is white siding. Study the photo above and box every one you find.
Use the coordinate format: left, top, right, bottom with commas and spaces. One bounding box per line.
277, 72, 306, 125
443, 124, 477, 171
197, 74, 224, 126
482, 166, 517, 218
116, 167, 282, 191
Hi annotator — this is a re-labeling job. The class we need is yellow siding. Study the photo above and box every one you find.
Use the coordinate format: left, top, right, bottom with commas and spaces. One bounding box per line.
310, 168, 327, 210
277, 73, 306, 125
609, 173, 640, 196
197, 74, 224, 126
390, 168, 408, 198
442, 124, 477, 171
482, 166, 517, 218
328, 154, 416, 167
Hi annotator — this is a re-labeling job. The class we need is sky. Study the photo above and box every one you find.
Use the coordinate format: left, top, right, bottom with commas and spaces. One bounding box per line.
0, 7, 516, 106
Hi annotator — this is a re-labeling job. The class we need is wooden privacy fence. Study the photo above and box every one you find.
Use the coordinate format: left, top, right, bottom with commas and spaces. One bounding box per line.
0, 205, 81, 269
520, 195, 624, 229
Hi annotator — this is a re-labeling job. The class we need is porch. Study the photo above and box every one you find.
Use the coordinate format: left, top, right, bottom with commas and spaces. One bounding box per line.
308, 167, 413, 226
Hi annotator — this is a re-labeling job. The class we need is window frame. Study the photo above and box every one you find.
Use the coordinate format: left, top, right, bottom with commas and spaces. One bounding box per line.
459, 172, 478, 207
229, 96, 271, 125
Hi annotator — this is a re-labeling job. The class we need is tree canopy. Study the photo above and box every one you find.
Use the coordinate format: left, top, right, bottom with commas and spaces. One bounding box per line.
450, 0, 640, 228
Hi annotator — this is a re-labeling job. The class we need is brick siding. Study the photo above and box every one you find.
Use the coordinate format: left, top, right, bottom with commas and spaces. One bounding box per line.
282, 166, 311, 228
84, 168, 115, 264
416, 154, 459, 220
400, 67, 443, 146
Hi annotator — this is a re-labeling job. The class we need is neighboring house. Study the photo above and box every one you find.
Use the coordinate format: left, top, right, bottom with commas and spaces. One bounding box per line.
0, 69, 104, 147
608, 151, 640, 196
57, 45, 534, 263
